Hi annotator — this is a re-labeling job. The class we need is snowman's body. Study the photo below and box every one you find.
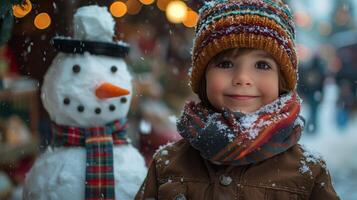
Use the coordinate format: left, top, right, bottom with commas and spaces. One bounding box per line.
23, 5, 147, 200
23, 146, 146, 200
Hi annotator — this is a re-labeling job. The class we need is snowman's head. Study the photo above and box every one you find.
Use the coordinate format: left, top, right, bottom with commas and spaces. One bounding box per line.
41, 52, 133, 127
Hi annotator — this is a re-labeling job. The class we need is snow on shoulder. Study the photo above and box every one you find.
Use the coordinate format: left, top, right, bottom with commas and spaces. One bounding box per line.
298, 144, 327, 177
152, 141, 177, 169
153, 141, 176, 158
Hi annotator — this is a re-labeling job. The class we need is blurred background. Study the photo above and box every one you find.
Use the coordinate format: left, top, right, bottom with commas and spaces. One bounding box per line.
1, 0, 357, 199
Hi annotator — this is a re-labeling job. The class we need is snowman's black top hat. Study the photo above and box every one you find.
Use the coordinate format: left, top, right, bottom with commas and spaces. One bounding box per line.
53, 37, 130, 58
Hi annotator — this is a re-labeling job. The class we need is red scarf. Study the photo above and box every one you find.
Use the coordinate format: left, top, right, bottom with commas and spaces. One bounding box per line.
52, 119, 128, 200
177, 92, 304, 165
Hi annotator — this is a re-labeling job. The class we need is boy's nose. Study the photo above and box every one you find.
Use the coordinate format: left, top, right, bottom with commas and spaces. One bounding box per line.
232, 70, 252, 86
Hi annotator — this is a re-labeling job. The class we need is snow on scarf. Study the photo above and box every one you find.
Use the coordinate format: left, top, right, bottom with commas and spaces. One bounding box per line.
177, 92, 304, 166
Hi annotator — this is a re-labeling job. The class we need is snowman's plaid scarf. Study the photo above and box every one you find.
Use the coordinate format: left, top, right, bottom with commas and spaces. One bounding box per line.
52, 119, 129, 200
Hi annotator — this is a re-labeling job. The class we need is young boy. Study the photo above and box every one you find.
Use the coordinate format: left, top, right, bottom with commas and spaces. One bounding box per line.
135, 0, 340, 199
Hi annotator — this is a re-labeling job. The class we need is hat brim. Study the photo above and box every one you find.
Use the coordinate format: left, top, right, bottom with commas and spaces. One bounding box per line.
53, 37, 130, 58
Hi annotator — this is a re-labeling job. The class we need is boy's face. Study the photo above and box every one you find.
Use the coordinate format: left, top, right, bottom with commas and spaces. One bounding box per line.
205, 49, 279, 113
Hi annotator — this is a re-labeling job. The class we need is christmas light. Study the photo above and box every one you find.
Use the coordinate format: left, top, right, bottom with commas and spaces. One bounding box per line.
12, 0, 32, 18
140, 0, 155, 6
318, 21, 332, 36
126, 0, 142, 15
34, 13, 51, 30
110, 1, 127, 18
296, 44, 311, 62
183, 10, 198, 28
294, 11, 312, 29
166, 1, 187, 24
157, 0, 170, 11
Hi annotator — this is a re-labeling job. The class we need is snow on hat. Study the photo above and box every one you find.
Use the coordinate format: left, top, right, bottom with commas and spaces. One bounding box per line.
190, 0, 298, 93
53, 5, 129, 58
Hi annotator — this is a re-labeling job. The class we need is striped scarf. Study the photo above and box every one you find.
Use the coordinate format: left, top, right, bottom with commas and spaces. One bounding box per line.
177, 92, 304, 166
52, 119, 129, 200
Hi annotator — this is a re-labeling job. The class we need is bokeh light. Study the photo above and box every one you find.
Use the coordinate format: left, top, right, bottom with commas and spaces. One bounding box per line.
126, 0, 142, 15
183, 10, 198, 28
34, 13, 51, 30
110, 1, 127, 18
157, 0, 170, 11
318, 21, 332, 36
296, 43, 311, 62
12, 0, 32, 18
294, 11, 312, 28
166, 1, 187, 24
140, 0, 155, 6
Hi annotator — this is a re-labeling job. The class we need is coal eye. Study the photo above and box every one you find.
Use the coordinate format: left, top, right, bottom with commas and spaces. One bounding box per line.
77, 105, 84, 112
120, 97, 127, 103
95, 108, 101, 114
109, 104, 116, 111
63, 98, 70, 105
111, 66, 118, 73
72, 65, 81, 73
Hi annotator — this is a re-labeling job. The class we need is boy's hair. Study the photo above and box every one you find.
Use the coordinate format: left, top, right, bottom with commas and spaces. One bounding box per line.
198, 48, 289, 107
190, 0, 297, 95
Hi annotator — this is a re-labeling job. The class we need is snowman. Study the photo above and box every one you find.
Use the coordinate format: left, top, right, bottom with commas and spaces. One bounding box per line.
23, 5, 147, 200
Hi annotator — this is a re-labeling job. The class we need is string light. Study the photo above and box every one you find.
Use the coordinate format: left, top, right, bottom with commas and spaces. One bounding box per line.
12, 0, 32, 18
318, 21, 332, 36
34, 12, 51, 30
294, 11, 312, 28
166, 1, 187, 24
157, 0, 170, 11
126, 0, 142, 15
110, 1, 127, 17
140, 0, 155, 6
296, 44, 311, 62
183, 10, 198, 28
335, 6, 350, 26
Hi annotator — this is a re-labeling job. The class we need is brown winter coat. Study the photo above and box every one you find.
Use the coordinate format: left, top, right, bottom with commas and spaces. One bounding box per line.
135, 139, 339, 200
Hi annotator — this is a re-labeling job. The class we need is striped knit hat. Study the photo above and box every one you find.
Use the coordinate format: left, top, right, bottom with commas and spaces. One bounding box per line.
190, 0, 298, 94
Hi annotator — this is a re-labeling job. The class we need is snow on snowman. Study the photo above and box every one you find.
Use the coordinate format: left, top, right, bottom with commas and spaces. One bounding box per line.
23, 5, 147, 200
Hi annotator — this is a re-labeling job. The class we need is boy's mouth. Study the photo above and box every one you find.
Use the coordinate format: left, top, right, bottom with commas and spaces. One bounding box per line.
225, 94, 260, 100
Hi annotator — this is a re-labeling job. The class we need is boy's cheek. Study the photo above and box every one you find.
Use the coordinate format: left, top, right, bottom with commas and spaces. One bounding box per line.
207, 80, 225, 93
257, 81, 279, 98
206, 74, 227, 91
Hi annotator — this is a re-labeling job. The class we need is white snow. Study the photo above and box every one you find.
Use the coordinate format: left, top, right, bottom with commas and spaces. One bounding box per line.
161, 150, 169, 156
299, 82, 357, 200
73, 5, 115, 42
239, 114, 258, 130
153, 142, 175, 158
139, 120, 152, 134
298, 146, 323, 178
204, 113, 223, 130
164, 160, 170, 165
168, 115, 177, 124
299, 162, 310, 174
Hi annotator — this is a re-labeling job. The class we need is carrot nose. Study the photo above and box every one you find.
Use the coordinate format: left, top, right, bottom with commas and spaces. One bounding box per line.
95, 82, 130, 99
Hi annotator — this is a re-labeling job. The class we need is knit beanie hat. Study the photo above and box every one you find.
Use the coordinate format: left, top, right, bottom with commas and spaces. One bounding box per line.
190, 0, 298, 94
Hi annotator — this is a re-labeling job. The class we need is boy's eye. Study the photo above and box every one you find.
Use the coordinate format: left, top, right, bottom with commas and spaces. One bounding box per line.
216, 60, 233, 69
255, 61, 271, 70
